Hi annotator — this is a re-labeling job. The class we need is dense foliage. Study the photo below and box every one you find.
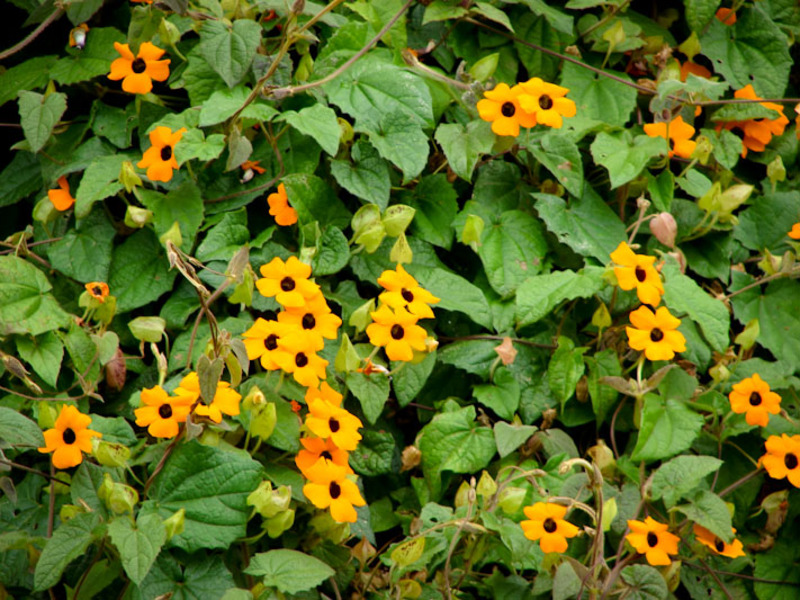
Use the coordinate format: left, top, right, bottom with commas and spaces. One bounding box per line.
1, 0, 800, 598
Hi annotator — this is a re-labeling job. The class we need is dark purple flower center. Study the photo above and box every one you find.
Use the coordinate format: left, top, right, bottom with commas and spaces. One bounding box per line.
391, 325, 404, 340
320, 451, 333, 461
265, 334, 279, 350
131, 58, 147, 73
401, 288, 414, 302
543, 518, 557, 533
647, 532, 658, 547
650, 328, 664, 342
635, 266, 647, 282
501, 102, 515, 117
749, 392, 762, 406
329, 481, 341, 499
62, 428, 76, 445
715, 539, 725, 553
302, 314, 316, 329
539, 95, 553, 110
295, 353, 309, 367
160, 145, 173, 161
329, 418, 340, 433
158, 404, 173, 419
785, 453, 798, 470
280, 277, 295, 291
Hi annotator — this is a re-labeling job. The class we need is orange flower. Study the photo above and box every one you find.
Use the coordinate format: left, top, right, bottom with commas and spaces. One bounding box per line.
626, 517, 680, 566
137, 126, 186, 183
85, 282, 110, 303
728, 373, 781, 427
241, 160, 265, 174
277, 293, 342, 347
477, 83, 537, 137
302, 462, 365, 523
305, 399, 363, 451
173, 371, 242, 424
242, 319, 293, 370
644, 115, 697, 159
295, 436, 353, 478
268, 183, 298, 226
256, 256, 320, 308
626, 305, 687, 361
760, 434, 800, 488
69, 24, 89, 49
680, 60, 711, 82
716, 7, 736, 25
275, 331, 329, 388
366, 305, 427, 362
520, 502, 580, 553
693, 524, 745, 558
377, 264, 439, 319
38, 405, 102, 469
48, 176, 75, 211
108, 41, 170, 95
610, 241, 664, 306
305, 381, 343, 408
517, 78, 577, 129
134, 385, 194, 438
715, 85, 789, 158
790, 223, 800, 240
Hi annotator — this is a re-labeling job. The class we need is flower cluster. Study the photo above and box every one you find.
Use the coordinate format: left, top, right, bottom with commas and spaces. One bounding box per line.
365, 264, 439, 362
477, 78, 577, 136
610, 242, 686, 361
244, 256, 339, 388
296, 382, 366, 523
715, 85, 789, 158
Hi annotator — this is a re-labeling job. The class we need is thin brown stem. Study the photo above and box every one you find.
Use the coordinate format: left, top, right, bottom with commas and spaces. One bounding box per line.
0, 459, 70, 484
0, 8, 64, 60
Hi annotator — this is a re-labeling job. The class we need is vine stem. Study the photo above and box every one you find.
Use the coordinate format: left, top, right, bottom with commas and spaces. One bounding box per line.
0, 8, 64, 60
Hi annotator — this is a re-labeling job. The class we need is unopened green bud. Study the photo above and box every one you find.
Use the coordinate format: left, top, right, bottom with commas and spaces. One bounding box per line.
159, 221, 183, 248
469, 52, 499, 83
355, 222, 386, 253
591, 302, 612, 330
33, 197, 57, 223
120, 161, 143, 193
339, 118, 354, 144
158, 18, 181, 46
309, 511, 350, 544
242, 386, 266, 410
335, 333, 361, 373
93, 440, 131, 467
476, 470, 497, 498
163, 508, 185, 540
349, 298, 376, 334
265, 508, 295, 538
692, 134, 713, 165
461, 214, 484, 251
601, 497, 618, 531
390, 232, 413, 264
767, 156, 786, 191
98, 473, 138, 514
295, 53, 314, 83
382, 204, 415, 237
38, 403, 58, 430
678, 32, 702, 60
250, 402, 277, 441
124, 205, 152, 228
454, 480, 471, 508
128, 316, 166, 343
59, 504, 81, 522
734, 319, 759, 350
709, 363, 730, 383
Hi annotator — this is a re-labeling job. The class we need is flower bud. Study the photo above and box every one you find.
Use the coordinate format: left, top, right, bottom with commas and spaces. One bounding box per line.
476, 470, 497, 498
265, 508, 295, 538
124, 205, 152, 228
105, 348, 127, 391
163, 508, 186, 540
93, 440, 131, 468
649, 212, 677, 248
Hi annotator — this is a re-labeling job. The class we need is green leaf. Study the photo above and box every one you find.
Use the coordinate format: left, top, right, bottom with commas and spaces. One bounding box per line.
494, 421, 538, 458
136, 553, 236, 599
175, 129, 226, 163
754, 542, 800, 600
480, 210, 549, 297
196, 208, 250, 262
200, 20, 262, 88
74, 154, 132, 219
281, 104, 341, 157
67, 0, 104, 25
245, 549, 334, 595
0, 55, 57, 108
535, 190, 627, 262
590, 131, 665, 188
685, 0, 721, 32
146, 440, 262, 552
18, 91, 67, 153
473, 1, 515, 31
516, 13, 571, 82
281, 173, 351, 229
15, 331, 64, 389
350, 429, 400, 476
631, 395, 704, 462
474, 367, 521, 420
423, 1, 468, 23
662, 257, 730, 352
418, 405, 496, 498
548, 336, 587, 408
181, 46, 227, 105
530, 132, 584, 197
516, 0, 574, 34
71, 462, 109, 519
559, 61, 637, 128
34, 512, 102, 591
0, 151, 43, 208
109, 229, 177, 313
312, 226, 350, 276
0, 256, 70, 336
346, 371, 390, 425
402, 174, 458, 250
585, 349, 621, 424
323, 53, 434, 130
107, 514, 167, 585
733, 191, 798, 252
330, 141, 391, 210
435, 120, 495, 181
0, 406, 45, 448
361, 113, 429, 181
198, 86, 272, 126
139, 181, 205, 248
412, 266, 493, 329
701, 7, 792, 98
48, 208, 116, 282
392, 351, 436, 407
52, 27, 126, 85
650, 456, 723, 508
675, 490, 733, 543
516, 267, 605, 327
620, 565, 668, 600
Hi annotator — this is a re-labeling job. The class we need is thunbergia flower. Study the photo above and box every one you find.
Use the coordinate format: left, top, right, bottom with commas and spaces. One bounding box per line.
255, 256, 320, 308
108, 41, 170, 95
761, 434, 800, 488
693, 524, 745, 558
728, 373, 781, 426
366, 305, 427, 362
302, 462, 365, 523
610, 241, 664, 306
295, 436, 353, 478
137, 126, 186, 183
517, 78, 577, 129
377, 264, 439, 318
715, 85, 789, 158
242, 318, 292, 370
267, 183, 298, 226
275, 331, 329, 388
305, 399, 363, 451
38, 405, 102, 469
305, 381, 343, 407
85, 282, 109, 303
626, 517, 680, 566
277, 294, 342, 347
173, 372, 242, 424
134, 385, 193, 438
477, 83, 537, 137
644, 115, 697, 159
789, 223, 800, 240
520, 502, 580, 553
626, 305, 686, 361
48, 176, 75, 211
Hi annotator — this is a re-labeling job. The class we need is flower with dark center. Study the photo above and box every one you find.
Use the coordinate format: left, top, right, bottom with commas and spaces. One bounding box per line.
367, 305, 428, 362
626, 305, 686, 361
477, 83, 537, 136
693, 524, 745, 558
761, 434, 800, 488
267, 183, 298, 226
520, 502, 579, 553
644, 115, 697, 159
172, 371, 242, 424
610, 241, 664, 306
625, 517, 679, 566
108, 41, 170, 95
137, 126, 186, 182
242, 319, 292, 371
39, 405, 102, 469
305, 398, 363, 451
134, 384, 194, 438
85, 281, 109, 303
518, 77, 576, 128
275, 330, 329, 387
728, 373, 781, 426
256, 256, 320, 308
295, 436, 354, 478
377, 264, 440, 318
278, 294, 342, 348
301, 461, 366, 523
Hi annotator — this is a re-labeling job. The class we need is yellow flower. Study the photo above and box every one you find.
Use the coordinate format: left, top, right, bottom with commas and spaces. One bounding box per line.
275, 331, 329, 388
242, 318, 292, 370
134, 385, 194, 438
295, 436, 353, 478
728, 373, 781, 427
277, 293, 342, 348
366, 305, 427, 362
760, 434, 800, 488
517, 78, 577, 129
476, 83, 537, 137
38, 405, 102, 469
693, 524, 745, 558
108, 41, 170, 95
267, 183, 298, 226
255, 256, 320, 308
85, 281, 110, 303
520, 502, 580, 553
626, 305, 686, 361
377, 264, 439, 319
305, 381, 343, 408
625, 517, 680, 566
173, 372, 242, 424
305, 399, 363, 451
302, 462, 365, 523
48, 176, 75, 211
137, 126, 186, 183
644, 115, 697, 159
610, 241, 664, 306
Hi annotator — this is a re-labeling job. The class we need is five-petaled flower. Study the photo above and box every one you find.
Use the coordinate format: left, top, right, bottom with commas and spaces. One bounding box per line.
48, 176, 75, 211
760, 434, 800, 488
520, 502, 580, 553
728, 373, 781, 427
626, 305, 686, 361
242, 318, 292, 370
377, 264, 440, 319
108, 41, 170, 95
517, 78, 577, 129
134, 385, 194, 438
693, 524, 745, 558
715, 85, 789, 158
275, 331, 329, 388
173, 372, 242, 424
302, 461, 366, 523
626, 517, 680, 566
366, 305, 428, 362
644, 115, 697, 159
305, 398, 363, 451
295, 436, 353, 479
138, 126, 186, 183
38, 405, 102, 469
477, 83, 537, 137
85, 281, 110, 303
256, 256, 320, 308
610, 241, 664, 306
267, 183, 298, 226
277, 294, 342, 347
